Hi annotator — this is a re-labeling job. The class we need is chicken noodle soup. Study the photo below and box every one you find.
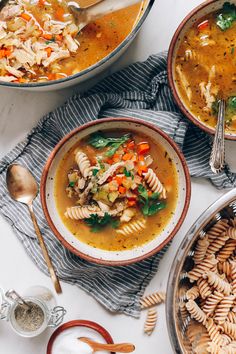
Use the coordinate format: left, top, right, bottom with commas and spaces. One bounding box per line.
175, 2, 236, 133
54, 130, 178, 251
0, 0, 143, 83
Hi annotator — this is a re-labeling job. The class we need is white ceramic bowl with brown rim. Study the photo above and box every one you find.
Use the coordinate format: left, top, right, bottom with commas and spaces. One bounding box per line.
40, 118, 191, 266
168, 0, 236, 141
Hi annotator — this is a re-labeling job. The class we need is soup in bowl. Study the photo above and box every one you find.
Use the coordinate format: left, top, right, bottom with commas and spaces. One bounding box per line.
41, 118, 190, 265
0, 0, 153, 90
168, 0, 236, 140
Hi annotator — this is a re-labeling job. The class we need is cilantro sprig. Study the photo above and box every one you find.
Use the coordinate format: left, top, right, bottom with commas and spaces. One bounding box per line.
88, 132, 131, 157
84, 213, 119, 232
216, 2, 236, 31
138, 184, 166, 216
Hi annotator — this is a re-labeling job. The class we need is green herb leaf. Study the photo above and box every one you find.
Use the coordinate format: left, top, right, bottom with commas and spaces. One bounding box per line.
138, 184, 149, 201
141, 202, 150, 216
89, 132, 131, 157
69, 181, 75, 187
124, 167, 131, 177
150, 192, 160, 200
138, 185, 165, 216
84, 213, 119, 232
216, 2, 236, 31
92, 168, 99, 176
228, 96, 236, 110
147, 202, 166, 216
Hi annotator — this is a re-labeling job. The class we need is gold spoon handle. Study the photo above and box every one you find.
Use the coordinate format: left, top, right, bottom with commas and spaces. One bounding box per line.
28, 203, 62, 294
79, 338, 135, 353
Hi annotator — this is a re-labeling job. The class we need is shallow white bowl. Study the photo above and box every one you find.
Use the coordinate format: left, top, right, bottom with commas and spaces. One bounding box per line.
41, 118, 191, 265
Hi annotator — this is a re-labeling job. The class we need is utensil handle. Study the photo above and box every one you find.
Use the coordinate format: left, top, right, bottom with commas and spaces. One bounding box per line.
88, 342, 135, 352
28, 204, 62, 294
209, 100, 225, 174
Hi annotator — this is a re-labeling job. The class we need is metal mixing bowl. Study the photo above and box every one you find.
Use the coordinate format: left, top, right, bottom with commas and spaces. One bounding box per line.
166, 188, 236, 354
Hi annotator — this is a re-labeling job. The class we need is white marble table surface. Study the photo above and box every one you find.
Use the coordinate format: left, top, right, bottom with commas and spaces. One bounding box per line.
0, 0, 235, 353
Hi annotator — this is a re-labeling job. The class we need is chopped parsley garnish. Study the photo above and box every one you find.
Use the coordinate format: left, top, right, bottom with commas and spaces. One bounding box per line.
124, 167, 132, 177
92, 168, 99, 176
216, 2, 236, 31
88, 132, 131, 157
137, 184, 166, 216
84, 213, 119, 232
69, 181, 75, 187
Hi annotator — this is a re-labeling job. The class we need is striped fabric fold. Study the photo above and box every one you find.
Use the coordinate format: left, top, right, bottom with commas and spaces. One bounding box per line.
0, 52, 235, 318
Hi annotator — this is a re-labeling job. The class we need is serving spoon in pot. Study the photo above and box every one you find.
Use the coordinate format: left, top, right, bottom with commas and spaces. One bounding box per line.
209, 99, 226, 174
79, 337, 135, 353
69, 0, 143, 31
6, 164, 62, 294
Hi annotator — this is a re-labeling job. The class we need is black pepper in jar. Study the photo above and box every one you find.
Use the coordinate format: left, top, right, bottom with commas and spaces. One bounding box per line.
14, 301, 44, 332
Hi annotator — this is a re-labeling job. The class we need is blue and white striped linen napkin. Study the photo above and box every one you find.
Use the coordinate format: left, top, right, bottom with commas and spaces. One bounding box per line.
0, 52, 236, 318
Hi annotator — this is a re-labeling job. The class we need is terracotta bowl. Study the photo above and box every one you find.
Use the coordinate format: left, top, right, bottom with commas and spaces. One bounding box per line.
41, 117, 191, 266
47, 320, 114, 354
168, 0, 236, 141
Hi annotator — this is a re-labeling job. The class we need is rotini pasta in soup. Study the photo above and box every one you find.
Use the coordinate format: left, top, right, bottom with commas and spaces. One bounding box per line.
54, 130, 178, 251
175, 2, 236, 134
0, 0, 144, 83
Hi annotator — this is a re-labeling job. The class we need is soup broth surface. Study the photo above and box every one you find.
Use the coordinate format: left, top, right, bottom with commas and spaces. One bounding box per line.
54, 130, 178, 251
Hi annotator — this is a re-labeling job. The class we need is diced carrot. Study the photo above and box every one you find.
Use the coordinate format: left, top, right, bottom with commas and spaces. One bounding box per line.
127, 141, 135, 149
148, 191, 152, 197
55, 34, 63, 41
47, 73, 56, 81
114, 176, 124, 185
42, 33, 53, 40
106, 158, 113, 164
138, 165, 148, 176
45, 47, 52, 57
118, 186, 126, 194
38, 0, 45, 6
138, 155, 144, 161
197, 20, 209, 31
137, 142, 150, 155
128, 200, 136, 207
122, 153, 133, 161
20, 13, 31, 21
18, 77, 27, 83
55, 7, 64, 21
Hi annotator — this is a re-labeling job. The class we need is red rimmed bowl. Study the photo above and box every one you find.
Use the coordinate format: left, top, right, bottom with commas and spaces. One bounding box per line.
47, 320, 114, 354
168, 0, 236, 141
41, 117, 191, 266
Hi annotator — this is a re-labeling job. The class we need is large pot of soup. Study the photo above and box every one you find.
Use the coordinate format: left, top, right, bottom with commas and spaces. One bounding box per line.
168, 0, 236, 140
0, 0, 154, 90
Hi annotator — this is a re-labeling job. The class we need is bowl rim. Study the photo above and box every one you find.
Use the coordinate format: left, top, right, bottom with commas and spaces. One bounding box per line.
46, 320, 115, 354
40, 117, 191, 266
167, 0, 236, 141
0, 0, 154, 89
166, 188, 236, 353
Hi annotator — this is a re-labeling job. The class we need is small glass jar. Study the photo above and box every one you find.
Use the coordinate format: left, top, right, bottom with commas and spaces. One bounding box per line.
0, 286, 66, 338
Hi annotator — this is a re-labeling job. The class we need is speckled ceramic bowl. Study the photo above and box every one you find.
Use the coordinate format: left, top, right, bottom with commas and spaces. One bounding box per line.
168, 0, 236, 140
41, 118, 191, 266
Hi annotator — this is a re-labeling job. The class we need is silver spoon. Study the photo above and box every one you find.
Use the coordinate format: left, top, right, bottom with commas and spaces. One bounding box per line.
209, 99, 226, 174
6, 164, 62, 294
69, 0, 142, 31
5, 289, 31, 311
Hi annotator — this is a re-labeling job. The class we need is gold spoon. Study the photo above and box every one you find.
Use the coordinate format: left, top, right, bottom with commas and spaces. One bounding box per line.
79, 337, 135, 353
6, 164, 62, 294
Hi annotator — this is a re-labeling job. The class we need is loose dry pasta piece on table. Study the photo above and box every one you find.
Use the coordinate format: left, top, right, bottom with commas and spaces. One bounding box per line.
188, 254, 218, 282
214, 295, 235, 324
223, 321, 236, 340
217, 240, 236, 263
144, 309, 157, 335
193, 236, 210, 264
203, 291, 224, 315
186, 300, 207, 324
206, 219, 229, 244
140, 291, 165, 309
204, 271, 232, 295
197, 277, 212, 299
186, 286, 200, 301
116, 218, 146, 236
75, 150, 92, 178
143, 168, 167, 199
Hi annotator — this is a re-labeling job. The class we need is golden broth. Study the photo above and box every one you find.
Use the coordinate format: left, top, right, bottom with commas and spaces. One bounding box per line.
54, 130, 178, 251
175, 6, 236, 133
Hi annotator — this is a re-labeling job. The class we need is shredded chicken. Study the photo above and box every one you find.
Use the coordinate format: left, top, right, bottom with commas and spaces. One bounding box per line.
176, 65, 192, 101
97, 162, 125, 185
199, 81, 218, 110
0, 5, 22, 20
120, 208, 136, 223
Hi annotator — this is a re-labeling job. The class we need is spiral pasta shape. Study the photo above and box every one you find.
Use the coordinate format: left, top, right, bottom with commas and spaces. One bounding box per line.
218, 261, 232, 280
207, 341, 223, 354
194, 236, 210, 264
207, 219, 229, 244
140, 292, 165, 309
206, 232, 230, 256
186, 300, 207, 324
186, 286, 200, 301
188, 254, 218, 282
228, 312, 236, 324
217, 240, 236, 263
143, 168, 167, 199
197, 277, 212, 299
144, 309, 157, 335
203, 291, 224, 315
206, 318, 225, 345
116, 218, 146, 236
227, 227, 236, 240
230, 261, 236, 295
65, 205, 102, 220
75, 150, 92, 178
204, 271, 232, 295
223, 321, 236, 340
214, 295, 235, 324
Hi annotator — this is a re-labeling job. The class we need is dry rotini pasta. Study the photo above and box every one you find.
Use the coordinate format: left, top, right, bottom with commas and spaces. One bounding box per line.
186, 286, 200, 301
188, 254, 218, 282
206, 219, 229, 244
144, 309, 157, 335
206, 232, 229, 257
202, 291, 224, 315
205, 318, 225, 345
217, 240, 236, 263
197, 277, 212, 299
140, 291, 165, 309
223, 321, 236, 340
193, 236, 210, 264
204, 271, 232, 296
186, 300, 207, 324
230, 261, 236, 295
228, 311, 236, 324
218, 261, 232, 280
214, 295, 235, 324
227, 227, 236, 240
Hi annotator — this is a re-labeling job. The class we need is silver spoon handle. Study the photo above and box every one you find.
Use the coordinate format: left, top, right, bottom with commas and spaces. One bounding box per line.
70, 0, 142, 30
209, 100, 226, 174
5, 290, 30, 310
